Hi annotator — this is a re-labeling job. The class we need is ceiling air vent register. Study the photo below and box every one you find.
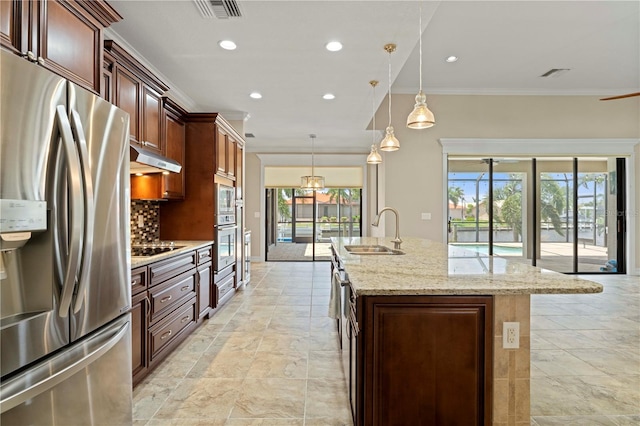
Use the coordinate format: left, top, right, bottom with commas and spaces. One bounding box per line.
193, 0, 242, 19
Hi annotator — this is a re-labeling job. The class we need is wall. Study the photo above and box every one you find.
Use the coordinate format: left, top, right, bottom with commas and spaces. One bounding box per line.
636, 143, 640, 273
245, 153, 262, 259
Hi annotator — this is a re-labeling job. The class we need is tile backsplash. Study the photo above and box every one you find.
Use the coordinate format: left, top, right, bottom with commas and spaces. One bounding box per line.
130, 200, 160, 245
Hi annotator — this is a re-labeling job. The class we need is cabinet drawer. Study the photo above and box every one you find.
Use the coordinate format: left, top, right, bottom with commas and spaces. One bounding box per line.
149, 251, 197, 286
149, 270, 196, 324
149, 299, 196, 361
131, 266, 148, 295
217, 273, 235, 301
197, 246, 213, 265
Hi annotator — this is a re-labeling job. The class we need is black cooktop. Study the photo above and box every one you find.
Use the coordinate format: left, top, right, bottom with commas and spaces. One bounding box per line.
131, 245, 184, 257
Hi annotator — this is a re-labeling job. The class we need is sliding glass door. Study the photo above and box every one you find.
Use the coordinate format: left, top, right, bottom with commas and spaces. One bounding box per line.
448, 156, 626, 274
265, 187, 362, 261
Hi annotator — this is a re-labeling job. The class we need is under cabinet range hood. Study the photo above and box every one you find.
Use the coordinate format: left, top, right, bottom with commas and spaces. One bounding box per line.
130, 144, 182, 174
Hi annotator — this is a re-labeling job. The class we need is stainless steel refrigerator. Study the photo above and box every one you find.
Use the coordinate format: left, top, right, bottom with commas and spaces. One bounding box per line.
0, 50, 133, 424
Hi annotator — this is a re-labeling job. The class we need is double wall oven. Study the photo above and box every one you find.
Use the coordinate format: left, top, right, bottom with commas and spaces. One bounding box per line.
215, 179, 236, 273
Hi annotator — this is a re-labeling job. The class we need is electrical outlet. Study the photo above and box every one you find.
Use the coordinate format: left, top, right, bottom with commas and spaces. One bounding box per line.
421, 212, 432, 220
503, 322, 520, 349
137, 214, 144, 228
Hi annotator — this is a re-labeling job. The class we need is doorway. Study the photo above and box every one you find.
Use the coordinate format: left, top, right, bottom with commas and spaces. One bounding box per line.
265, 188, 362, 261
447, 157, 626, 274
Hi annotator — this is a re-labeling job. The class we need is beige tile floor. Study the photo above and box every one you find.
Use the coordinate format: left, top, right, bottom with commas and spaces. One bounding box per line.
134, 262, 639, 425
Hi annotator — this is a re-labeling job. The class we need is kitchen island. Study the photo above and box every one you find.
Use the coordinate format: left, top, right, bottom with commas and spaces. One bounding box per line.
331, 237, 602, 426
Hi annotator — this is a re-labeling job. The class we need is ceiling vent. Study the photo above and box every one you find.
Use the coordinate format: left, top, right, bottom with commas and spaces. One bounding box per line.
244, 133, 255, 138
540, 68, 571, 78
193, 0, 242, 19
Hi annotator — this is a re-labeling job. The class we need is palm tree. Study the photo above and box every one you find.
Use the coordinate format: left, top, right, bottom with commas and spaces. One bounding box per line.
539, 175, 566, 237
277, 189, 292, 222
493, 176, 523, 240
448, 186, 464, 219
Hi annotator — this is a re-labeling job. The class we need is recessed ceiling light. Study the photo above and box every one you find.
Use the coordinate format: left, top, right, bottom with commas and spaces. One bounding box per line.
445, 55, 458, 63
325, 41, 342, 52
322, 93, 335, 100
219, 40, 237, 50
249, 92, 262, 99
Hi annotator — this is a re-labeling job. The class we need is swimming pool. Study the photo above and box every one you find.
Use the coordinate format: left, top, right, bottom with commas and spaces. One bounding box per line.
450, 243, 523, 256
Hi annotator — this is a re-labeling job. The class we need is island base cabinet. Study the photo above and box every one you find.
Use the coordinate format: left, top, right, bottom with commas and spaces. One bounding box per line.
356, 295, 493, 426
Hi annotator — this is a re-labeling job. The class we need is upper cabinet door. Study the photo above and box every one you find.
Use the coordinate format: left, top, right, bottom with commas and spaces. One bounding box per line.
216, 127, 228, 175
40, 0, 101, 93
142, 86, 162, 154
115, 66, 141, 143
236, 144, 243, 199
0, 0, 27, 55
162, 100, 186, 199
226, 135, 236, 178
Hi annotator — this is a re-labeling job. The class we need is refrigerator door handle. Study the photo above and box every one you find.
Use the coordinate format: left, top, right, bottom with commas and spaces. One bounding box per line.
69, 109, 95, 314
54, 106, 85, 317
0, 319, 129, 413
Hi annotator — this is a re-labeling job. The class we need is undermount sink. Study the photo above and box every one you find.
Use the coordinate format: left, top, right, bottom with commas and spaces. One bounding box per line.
344, 245, 404, 255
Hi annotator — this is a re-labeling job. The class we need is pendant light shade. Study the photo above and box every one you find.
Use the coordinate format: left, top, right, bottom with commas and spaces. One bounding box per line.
406, 2, 435, 129
379, 126, 400, 151
380, 43, 399, 152
300, 175, 325, 189
366, 144, 382, 164
407, 90, 435, 129
300, 134, 325, 190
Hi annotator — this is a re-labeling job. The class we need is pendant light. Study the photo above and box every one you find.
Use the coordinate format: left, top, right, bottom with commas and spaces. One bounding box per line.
366, 80, 382, 164
406, 2, 435, 129
300, 134, 325, 190
379, 43, 400, 152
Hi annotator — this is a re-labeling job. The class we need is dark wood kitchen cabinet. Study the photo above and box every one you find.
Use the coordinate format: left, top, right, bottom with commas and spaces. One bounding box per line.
160, 113, 245, 241
348, 294, 493, 426
104, 40, 168, 154
0, 0, 120, 94
130, 265, 149, 387
160, 97, 186, 199
130, 244, 212, 387
128, 97, 186, 200
196, 246, 214, 319
215, 125, 236, 179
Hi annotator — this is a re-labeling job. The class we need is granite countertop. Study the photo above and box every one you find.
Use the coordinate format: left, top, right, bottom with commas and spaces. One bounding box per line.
332, 237, 603, 297
130, 240, 214, 268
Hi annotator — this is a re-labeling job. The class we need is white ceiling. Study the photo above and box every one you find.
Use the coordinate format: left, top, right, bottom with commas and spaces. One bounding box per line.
108, 0, 640, 153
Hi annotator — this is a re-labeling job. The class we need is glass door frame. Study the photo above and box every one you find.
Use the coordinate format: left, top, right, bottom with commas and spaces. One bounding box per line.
447, 156, 627, 274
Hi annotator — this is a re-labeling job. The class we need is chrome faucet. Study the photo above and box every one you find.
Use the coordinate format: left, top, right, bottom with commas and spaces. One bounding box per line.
372, 207, 402, 250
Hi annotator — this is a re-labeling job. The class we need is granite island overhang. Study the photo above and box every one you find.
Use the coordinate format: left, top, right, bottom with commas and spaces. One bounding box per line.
330, 236, 603, 426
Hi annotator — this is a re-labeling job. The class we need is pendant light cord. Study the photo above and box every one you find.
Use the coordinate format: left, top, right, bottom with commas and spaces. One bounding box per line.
418, 2, 423, 92
387, 51, 392, 127
372, 84, 376, 141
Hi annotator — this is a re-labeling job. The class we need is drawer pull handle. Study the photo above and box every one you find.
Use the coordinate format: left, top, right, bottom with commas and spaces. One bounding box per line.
160, 295, 172, 303
131, 279, 138, 286
199, 252, 208, 259
180, 285, 190, 292
160, 330, 172, 340
181, 316, 190, 323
